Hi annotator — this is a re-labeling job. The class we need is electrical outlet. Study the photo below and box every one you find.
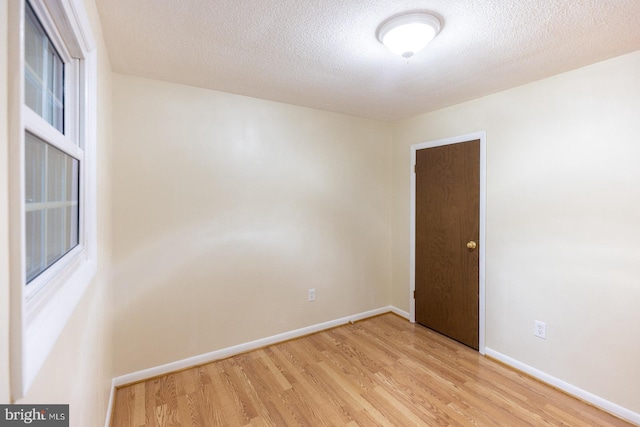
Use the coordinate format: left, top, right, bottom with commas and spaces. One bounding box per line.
534, 320, 546, 339
308, 288, 316, 302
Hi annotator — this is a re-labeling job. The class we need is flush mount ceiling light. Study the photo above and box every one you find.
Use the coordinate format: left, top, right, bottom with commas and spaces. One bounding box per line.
377, 12, 441, 59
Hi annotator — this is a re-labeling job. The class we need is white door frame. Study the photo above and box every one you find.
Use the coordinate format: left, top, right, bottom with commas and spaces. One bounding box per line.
409, 131, 487, 354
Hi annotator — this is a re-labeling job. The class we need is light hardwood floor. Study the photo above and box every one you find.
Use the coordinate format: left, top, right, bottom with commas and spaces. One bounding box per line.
111, 314, 635, 426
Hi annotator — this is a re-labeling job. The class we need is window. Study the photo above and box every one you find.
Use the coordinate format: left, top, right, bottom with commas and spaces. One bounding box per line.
23, 2, 82, 289
24, 2, 65, 134
8, 0, 97, 399
25, 132, 80, 284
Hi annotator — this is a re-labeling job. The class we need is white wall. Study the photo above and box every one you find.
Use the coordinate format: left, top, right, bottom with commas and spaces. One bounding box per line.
1, 0, 114, 425
111, 74, 392, 376
391, 51, 640, 414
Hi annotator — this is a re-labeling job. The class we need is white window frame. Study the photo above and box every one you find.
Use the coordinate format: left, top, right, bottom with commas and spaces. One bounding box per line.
8, 0, 97, 399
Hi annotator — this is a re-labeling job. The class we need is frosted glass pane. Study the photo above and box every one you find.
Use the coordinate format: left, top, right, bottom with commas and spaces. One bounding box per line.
65, 206, 79, 252
46, 147, 65, 202
46, 207, 64, 264
24, 3, 64, 133
25, 135, 45, 203
25, 132, 79, 283
25, 211, 44, 283
67, 156, 79, 202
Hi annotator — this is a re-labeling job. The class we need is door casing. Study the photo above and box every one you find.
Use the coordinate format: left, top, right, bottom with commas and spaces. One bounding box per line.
409, 131, 486, 354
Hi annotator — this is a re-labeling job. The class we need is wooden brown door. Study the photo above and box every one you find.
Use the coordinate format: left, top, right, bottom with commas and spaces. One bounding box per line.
415, 140, 480, 350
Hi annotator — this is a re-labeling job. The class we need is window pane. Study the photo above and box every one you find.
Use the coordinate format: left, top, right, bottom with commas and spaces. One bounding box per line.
66, 157, 80, 253
65, 206, 79, 252
25, 210, 44, 283
25, 135, 45, 204
46, 145, 65, 202
24, 2, 64, 134
46, 207, 64, 264
25, 132, 79, 283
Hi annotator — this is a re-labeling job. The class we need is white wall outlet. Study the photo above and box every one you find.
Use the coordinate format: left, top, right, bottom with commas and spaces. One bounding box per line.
534, 320, 547, 339
308, 288, 316, 302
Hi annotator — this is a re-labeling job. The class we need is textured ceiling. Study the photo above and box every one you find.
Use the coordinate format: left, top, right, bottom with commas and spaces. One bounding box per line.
95, 0, 640, 121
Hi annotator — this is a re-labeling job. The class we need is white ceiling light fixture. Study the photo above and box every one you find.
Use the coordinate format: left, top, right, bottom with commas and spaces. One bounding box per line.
377, 12, 441, 59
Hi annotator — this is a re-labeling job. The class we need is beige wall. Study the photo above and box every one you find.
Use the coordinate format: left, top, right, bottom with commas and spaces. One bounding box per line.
2, 1, 638, 420
0, 0, 11, 404
391, 51, 640, 413
1, 0, 114, 425
111, 74, 392, 375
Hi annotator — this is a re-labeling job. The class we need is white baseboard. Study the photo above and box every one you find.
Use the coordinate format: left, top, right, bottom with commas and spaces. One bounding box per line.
111, 305, 402, 389
104, 305, 402, 426
485, 347, 640, 425
105, 311, 637, 426
104, 307, 399, 425
389, 306, 410, 319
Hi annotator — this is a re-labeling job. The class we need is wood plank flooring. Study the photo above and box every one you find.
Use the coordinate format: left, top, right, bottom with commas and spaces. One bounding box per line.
111, 314, 635, 426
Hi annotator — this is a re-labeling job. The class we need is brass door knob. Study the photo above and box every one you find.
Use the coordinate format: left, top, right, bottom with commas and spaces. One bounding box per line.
466, 241, 477, 249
